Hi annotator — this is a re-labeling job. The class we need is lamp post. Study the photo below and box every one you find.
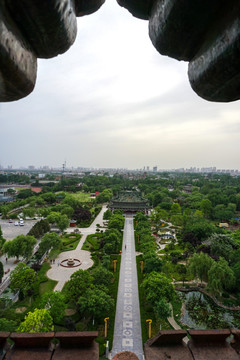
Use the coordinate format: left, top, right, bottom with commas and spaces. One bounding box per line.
104, 317, 109, 338
146, 319, 152, 339
113, 259, 117, 273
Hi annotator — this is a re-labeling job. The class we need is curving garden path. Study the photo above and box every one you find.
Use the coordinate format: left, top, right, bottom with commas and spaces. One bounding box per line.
46, 204, 107, 291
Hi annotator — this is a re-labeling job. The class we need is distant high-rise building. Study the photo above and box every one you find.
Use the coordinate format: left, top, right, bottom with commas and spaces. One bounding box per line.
28, 165, 35, 170
153, 166, 157, 172
146, 166, 149, 171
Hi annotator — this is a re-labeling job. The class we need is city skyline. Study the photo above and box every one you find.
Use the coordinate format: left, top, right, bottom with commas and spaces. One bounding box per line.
1, 163, 240, 174
1, 1, 240, 169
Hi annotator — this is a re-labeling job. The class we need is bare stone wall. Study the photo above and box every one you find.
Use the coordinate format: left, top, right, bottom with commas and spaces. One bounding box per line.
0, 0, 240, 102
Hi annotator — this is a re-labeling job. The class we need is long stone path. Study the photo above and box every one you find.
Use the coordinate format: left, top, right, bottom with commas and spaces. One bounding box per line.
112, 215, 143, 360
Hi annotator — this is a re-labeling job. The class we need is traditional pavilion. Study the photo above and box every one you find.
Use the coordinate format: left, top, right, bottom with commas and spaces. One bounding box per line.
109, 191, 150, 214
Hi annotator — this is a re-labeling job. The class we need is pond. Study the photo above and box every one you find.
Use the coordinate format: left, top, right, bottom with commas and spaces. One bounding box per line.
179, 291, 240, 329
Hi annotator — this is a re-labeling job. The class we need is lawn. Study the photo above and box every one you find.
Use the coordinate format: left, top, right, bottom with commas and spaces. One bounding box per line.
68, 192, 93, 202
82, 233, 102, 251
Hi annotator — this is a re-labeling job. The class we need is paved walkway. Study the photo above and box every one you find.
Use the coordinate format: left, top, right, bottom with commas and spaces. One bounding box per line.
47, 205, 107, 291
111, 215, 143, 360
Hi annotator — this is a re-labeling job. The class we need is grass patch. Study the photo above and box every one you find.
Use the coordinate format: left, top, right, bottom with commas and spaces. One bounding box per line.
39, 278, 58, 295
171, 294, 183, 328
82, 233, 102, 251
65, 192, 92, 202
61, 233, 82, 251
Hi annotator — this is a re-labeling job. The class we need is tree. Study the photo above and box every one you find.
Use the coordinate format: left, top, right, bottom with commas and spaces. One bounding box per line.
65, 270, 93, 302
91, 266, 113, 287
3, 235, 36, 260
208, 233, 236, 261
213, 204, 235, 221
47, 212, 60, 224
57, 214, 69, 232
39, 232, 61, 255
154, 298, 171, 320
141, 272, 175, 306
184, 218, 216, 243
0, 261, 3, 282
0, 318, 17, 332
171, 203, 181, 215
208, 257, 236, 296
188, 252, 214, 284
96, 189, 113, 203
40, 291, 66, 323
17, 189, 34, 199
17, 309, 53, 333
103, 232, 120, 254
108, 214, 124, 231
103, 209, 112, 220
10, 263, 36, 297
175, 264, 187, 285
142, 252, 162, 274
41, 192, 56, 204
60, 204, 74, 218
23, 207, 36, 218
72, 208, 92, 223
77, 288, 114, 320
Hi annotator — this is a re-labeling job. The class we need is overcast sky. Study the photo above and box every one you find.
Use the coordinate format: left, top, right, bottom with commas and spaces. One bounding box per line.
1, 0, 240, 171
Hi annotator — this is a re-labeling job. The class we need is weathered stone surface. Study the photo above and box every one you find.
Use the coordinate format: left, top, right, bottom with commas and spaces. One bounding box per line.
188, 6, 240, 102
116, 0, 155, 20
6, 0, 77, 58
75, 0, 105, 17
144, 330, 193, 360
149, 0, 225, 61
188, 329, 239, 360
0, 2, 37, 102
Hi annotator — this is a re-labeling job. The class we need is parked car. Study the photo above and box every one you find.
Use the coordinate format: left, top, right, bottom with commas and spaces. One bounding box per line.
19, 220, 24, 226
14, 221, 19, 226
8, 219, 13, 223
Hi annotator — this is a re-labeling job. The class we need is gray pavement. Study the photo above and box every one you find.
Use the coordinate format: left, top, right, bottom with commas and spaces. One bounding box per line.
0, 219, 38, 240
111, 215, 143, 360
47, 205, 108, 291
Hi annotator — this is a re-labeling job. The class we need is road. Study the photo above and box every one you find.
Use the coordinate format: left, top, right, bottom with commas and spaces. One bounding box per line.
111, 215, 143, 360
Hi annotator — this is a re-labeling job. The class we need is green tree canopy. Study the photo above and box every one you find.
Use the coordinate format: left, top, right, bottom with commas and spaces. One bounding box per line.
0, 318, 17, 332
207, 257, 236, 296
188, 252, 214, 283
65, 269, 93, 302
0, 261, 3, 282
77, 288, 114, 320
154, 298, 171, 320
108, 214, 125, 231
17, 309, 53, 333
40, 291, 66, 323
142, 252, 162, 274
10, 263, 36, 297
39, 232, 61, 255
141, 272, 175, 306
91, 266, 114, 287
207, 233, 237, 261
3, 235, 36, 260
